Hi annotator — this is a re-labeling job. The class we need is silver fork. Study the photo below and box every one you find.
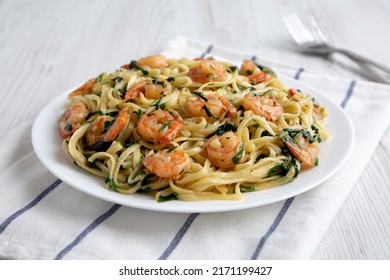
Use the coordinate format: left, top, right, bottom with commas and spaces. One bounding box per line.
283, 13, 390, 84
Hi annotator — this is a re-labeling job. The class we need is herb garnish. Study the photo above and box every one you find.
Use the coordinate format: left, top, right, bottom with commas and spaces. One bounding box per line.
159, 120, 172, 132
157, 192, 178, 203
202, 104, 216, 119
105, 177, 119, 191
112, 76, 123, 83
191, 91, 208, 101
133, 109, 144, 119
64, 123, 72, 131
103, 119, 115, 132
240, 186, 256, 192
233, 144, 244, 164
228, 66, 238, 73
209, 123, 237, 137
151, 97, 164, 109
152, 78, 167, 88
96, 72, 105, 82
130, 60, 149, 75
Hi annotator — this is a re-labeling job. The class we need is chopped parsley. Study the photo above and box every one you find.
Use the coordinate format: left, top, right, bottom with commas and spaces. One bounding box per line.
133, 109, 144, 119
152, 78, 167, 88
105, 177, 119, 191
96, 72, 105, 82
205, 73, 216, 79
268, 163, 289, 176
202, 104, 217, 119
191, 91, 208, 101
130, 60, 149, 75
167, 146, 178, 153
103, 119, 115, 132
228, 66, 238, 73
240, 186, 256, 193
157, 192, 178, 203
159, 120, 172, 132
233, 144, 244, 164
64, 123, 72, 131
279, 128, 315, 144
211, 123, 237, 137
112, 76, 123, 83
151, 97, 164, 109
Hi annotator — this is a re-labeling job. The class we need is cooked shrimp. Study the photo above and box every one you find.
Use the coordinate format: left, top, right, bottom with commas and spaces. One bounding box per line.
239, 60, 272, 85
185, 93, 236, 121
312, 101, 327, 120
282, 132, 319, 169
120, 55, 167, 70
125, 81, 145, 100
58, 102, 89, 139
85, 107, 128, 147
68, 78, 96, 97
203, 132, 243, 169
243, 93, 283, 122
137, 54, 167, 69
125, 78, 172, 100
137, 109, 183, 146
188, 58, 228, 84
142, 149, 190, 181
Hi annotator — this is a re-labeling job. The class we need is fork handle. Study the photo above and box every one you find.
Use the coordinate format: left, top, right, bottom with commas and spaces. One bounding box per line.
353, 59, 390, 84
336, 48, 390, 83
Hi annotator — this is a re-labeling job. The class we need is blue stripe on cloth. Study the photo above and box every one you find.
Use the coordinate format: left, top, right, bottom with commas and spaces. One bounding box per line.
251, 55, 257, 61
0, 179, 62, 234
340, 80, 356, 108
249, 66, 305, 259
157, 44, 215, 260
55, 203, 121, 260
294, 67, 305, 80
200, 45, 213, 58
158, 213, 200, 260
251, 197, 295, 259
250, 71, 357, 259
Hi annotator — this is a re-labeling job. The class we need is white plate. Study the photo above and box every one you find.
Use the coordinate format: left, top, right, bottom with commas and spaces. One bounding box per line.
32, 76, 354, 213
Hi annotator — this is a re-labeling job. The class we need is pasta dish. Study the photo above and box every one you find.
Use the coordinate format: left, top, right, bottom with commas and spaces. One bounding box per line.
58, 55, 329, 202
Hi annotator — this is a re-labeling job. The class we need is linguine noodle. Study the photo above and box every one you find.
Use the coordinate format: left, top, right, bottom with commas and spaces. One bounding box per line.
58, 55, 329, 202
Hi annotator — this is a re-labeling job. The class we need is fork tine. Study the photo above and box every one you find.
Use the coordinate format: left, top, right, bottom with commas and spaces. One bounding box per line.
283, 13, 390, 83
282, 14, 301, 42
307, 16, 327, 43
290, 13, 310, 37
282, 14, 305, 43
282, 13, 314, 46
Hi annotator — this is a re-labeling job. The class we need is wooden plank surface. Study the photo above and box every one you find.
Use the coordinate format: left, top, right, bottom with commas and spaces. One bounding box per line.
0, 0, 389, 259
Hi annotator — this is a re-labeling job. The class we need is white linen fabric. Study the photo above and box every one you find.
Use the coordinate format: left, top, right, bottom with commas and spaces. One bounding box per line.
1, 37, 389, 260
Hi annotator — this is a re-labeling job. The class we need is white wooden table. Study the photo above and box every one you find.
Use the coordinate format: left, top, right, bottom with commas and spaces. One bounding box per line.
0, 0, 389, 259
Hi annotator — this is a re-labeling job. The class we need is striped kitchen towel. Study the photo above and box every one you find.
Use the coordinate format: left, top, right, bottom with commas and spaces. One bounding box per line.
0, 36, 389, 260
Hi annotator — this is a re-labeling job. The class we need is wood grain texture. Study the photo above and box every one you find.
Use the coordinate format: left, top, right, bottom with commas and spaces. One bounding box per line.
312, 132, 390, 259
0, 0, 389, 259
